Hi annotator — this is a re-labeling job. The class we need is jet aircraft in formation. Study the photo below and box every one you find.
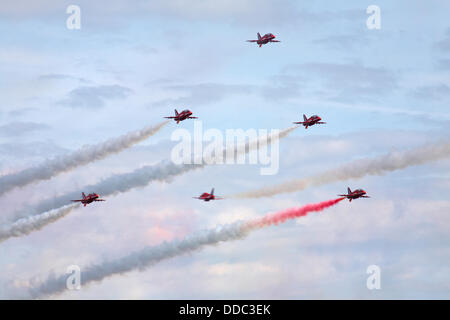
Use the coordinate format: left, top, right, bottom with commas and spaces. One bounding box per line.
193, 188, 224, 202
65, 33, 372, 211
164, 109, 198, 124
338, 188, 370, 202
294, 114, 326, 129
71, 192, 105, 207
246, 32, 280, 47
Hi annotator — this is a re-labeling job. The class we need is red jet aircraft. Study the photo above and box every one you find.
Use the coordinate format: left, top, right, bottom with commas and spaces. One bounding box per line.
294, 114, 326, 129
246, 32, 280, 47
71, 192, 105, 207
338, 187, 370, 202
164, 109, 198, 124
193, 188, 224, 202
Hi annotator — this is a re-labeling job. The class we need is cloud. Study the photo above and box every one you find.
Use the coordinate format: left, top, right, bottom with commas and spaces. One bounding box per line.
0, 0, 361, 29
296, 62, 396, 100
0, 122, 49, 137
261, 75, 303, 101
37, 74, 88, 83
313, 34, 369, 50
0, 141, 66, 159
435, 27, 450, 52
413, 84, 450, 102
266, 62, 397, 103
152, 83, 254, 107
7, 108, 36, 118
437, 59, 450, 70
58, 85, 133, 108
0, 0, 298, 27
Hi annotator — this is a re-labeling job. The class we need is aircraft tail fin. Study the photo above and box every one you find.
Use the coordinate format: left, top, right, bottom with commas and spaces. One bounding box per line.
174, 109, 179, 116
211, 188, 214, 196
257, 32, 261, 40
303, 114, 307, 121
82, 192, 86, 199
347, 187, 351, 194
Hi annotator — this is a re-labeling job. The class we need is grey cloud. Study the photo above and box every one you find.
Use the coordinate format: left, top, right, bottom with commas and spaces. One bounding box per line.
437, 59, 450, 70
58, 85, 133, 108
0, 1, 362, 28
7, 108, 36, 117
133, 45, 159, 55
261, 75, 304, 101
261, 62, 397, 103
435, 28, 450, 52
0, 122, 49, 137
0, 141, 67, 159
285, 62, 397, 102
153, 83, 254, 107
313, 34, 369, 50
38, 74, 88, 83
413, 84, 450, 102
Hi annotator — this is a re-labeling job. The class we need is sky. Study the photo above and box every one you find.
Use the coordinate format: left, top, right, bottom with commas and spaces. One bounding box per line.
0, 0, 450, 299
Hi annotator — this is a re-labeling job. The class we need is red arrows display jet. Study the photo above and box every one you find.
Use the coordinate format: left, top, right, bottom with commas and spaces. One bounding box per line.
193, 188, 224, 202
164, 109, 198, 124
294, 114, 326, 129
71, 192, 105, 207
338, 188, 370, 202
246, 32, 280, 47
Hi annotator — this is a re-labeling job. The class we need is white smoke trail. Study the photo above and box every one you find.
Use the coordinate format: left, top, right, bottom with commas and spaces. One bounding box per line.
26, 220, 248, 298
11, 126, 298, 222
0, 204, 80, 243
230, 140, 450, 198
12, 161, 203, 222
0, 121, 169, 197
25, 197, 342, 299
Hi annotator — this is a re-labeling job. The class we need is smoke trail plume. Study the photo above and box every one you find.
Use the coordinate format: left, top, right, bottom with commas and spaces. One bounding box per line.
0, 204, 80, 243
243, 197, 345, 230
11, 126, 298, 222
25, 197, 343, 298
0, 121, 168, 197
231, 140, 450, 199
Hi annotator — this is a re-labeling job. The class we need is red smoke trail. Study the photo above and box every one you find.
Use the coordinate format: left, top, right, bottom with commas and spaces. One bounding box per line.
244, 197, 345, 231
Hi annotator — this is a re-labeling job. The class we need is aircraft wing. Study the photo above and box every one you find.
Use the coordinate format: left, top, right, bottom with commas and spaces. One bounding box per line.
271, 40, 281, 42
246, 40, 258, 42
338, 194, 349, 197
164, 116, 176, 119
187, 116, 198, 119
317, 122, 326, 124
293, 121, 306, 124
71, 200, 83, 202
214, 197, 225, 200
95, 199, 106, 201
361, 195, 370, 198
